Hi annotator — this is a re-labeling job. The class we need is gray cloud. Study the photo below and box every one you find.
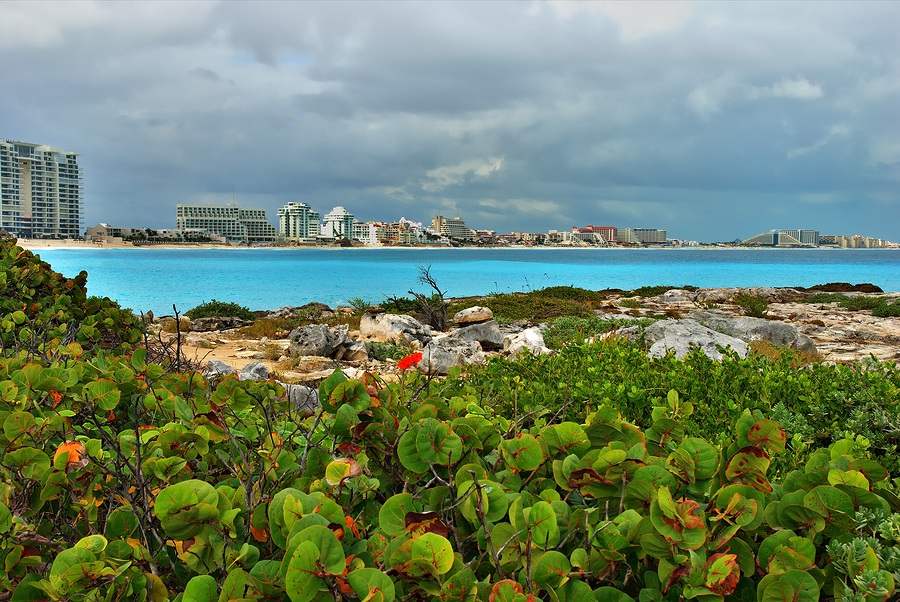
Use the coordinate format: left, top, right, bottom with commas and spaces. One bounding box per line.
1, 0, 897, 241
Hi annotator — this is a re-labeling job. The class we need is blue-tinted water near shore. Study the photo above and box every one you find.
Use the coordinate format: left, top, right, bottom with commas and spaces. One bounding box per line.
30, 248, 900, 315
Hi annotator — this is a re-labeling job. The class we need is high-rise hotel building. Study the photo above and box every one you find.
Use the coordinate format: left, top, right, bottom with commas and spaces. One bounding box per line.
0, 139, 84, 238
176, 203, 278, 243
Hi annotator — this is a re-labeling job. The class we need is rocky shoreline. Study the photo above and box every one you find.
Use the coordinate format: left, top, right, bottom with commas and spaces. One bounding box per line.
148, 284, 900, 389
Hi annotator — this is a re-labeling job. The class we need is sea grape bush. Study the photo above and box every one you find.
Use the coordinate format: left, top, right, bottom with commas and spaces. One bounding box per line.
457, 343, 900, 475
0, 240, 142, 358
4, 359, 898, 602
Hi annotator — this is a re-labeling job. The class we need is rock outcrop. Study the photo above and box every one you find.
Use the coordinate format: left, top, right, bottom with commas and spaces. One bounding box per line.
450, 320, 505, 350
504, 327, 552, 358
359, 312, 433, 345
419, 338, 485, 375
688, 311, 817, 353
642, 320, 749, 360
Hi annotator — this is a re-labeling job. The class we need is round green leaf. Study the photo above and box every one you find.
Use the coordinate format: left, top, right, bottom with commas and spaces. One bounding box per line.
679, 438, 719, 481
348, 568, 396, 602
500, 434, 543, 472
527, 501, 558, 546
285, 541, 323, 602
379, 493, 416, 537
398, 427, 430, 473
533, 551, 571, 591
83, 379, 121, 411
294, 525, 345, 575
183, 575, 217, 602
758, 570, 818, 602
410, 533, 454, 576
162, 503, 220, 539
75, 535, 108, 554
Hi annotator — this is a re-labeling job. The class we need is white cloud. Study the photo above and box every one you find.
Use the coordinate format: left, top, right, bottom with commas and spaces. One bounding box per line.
689, 76, 824, 118
787, 125, 850, 159
768, 77, 824, 100
422, 157, 503, 192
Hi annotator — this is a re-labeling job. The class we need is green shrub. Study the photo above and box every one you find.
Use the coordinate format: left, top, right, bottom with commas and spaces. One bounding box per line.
542, 315, 651, 349
380, 295, 420, 314
841, 295, 886, 311
619, 297, 642, 308
0, 239, 142, 357
447, 286, 603, 321
805, 292, 847, 304
733, 292, 768, 318
873, 301, 900, 317
366, 341, 410, 361
184, 299, 255, 321
806, 293, 900, 316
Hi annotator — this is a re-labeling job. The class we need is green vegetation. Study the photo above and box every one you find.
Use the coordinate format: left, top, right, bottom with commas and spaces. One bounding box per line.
542, 315, 653, 350
806, 293, 900, 317
1, 238, 899, 602
347, 296, 371, 314
733, 292, 769, 318
185, 299, 255, 321
456, 342, 900, 476
366, 341, 411, 361
448, 285, 605, 321
619, 297, 643, 308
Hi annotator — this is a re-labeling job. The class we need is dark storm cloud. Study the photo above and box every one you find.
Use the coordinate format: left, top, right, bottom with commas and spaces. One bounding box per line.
0, 1, 897, 241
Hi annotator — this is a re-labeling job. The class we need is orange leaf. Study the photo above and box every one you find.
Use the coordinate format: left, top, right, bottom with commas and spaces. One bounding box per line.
250, 525, 268, 543
54, 441, 87, 470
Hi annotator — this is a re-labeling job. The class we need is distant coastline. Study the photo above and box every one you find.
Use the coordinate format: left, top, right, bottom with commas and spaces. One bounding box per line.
14, 239, 898, 253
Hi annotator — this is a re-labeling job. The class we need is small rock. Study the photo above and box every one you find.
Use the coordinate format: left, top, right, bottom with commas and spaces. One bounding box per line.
451, 306, 494, 324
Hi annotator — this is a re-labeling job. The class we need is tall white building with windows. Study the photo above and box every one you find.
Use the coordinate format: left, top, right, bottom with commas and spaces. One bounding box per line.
278, 202, 320, 241
175, 203, 277, 243
321, 206, 355, 239
0, 139, 84, 238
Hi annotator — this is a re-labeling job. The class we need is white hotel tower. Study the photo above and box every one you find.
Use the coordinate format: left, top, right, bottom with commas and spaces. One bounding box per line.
0, 139, 84, 238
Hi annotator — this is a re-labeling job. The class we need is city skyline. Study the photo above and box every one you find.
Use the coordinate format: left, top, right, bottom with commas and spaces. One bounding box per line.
1, 2, 897, 242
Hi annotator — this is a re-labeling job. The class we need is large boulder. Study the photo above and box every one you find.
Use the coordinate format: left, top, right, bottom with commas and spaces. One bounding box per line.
643, 319, 748, 360
451, 306, 494, 324
688, 311, 817, 353
419, 338, 485, 375
359, 312, 433, 345
189, 316, 250, 332
504, 327, 552, 358
287, 323, 349, 357
450, 320, 505, 350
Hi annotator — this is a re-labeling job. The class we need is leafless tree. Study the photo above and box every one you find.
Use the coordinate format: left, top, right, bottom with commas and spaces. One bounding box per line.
408, 263, 449, 331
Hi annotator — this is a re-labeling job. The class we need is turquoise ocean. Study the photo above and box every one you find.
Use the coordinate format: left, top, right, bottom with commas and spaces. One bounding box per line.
30, 248, 900, 316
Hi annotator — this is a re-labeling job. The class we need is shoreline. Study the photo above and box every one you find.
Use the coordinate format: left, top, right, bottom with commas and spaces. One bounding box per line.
14, 239, 898, 252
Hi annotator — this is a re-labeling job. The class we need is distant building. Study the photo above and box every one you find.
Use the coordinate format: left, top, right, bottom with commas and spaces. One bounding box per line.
278, 202, 320, 242
742, 229, 819, 246
176, 202, 278, 243
432, 215, 475, 240
1, 139, 84, 238
321, 206, 355, 239
576, 226, 617, 244
352, 221, 379, 245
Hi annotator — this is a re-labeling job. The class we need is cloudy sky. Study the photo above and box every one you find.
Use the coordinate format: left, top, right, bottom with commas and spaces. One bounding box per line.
2, 1, 898, 242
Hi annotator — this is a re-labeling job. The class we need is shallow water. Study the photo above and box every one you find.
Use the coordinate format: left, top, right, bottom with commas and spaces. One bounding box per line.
31, 247, 900, 315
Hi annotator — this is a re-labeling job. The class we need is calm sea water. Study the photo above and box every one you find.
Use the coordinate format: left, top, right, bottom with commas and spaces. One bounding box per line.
30, 247, 900, 315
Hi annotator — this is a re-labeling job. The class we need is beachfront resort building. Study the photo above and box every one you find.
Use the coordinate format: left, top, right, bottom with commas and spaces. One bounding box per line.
431, 215, 475, 240
321, 206, 355, 239
278, 202, 320, 242
0, 139, 84, 238
742, 229, 819, 246
175, 203, 277, 243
